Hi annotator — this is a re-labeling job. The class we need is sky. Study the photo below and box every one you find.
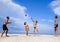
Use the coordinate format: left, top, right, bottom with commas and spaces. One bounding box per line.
0, 0, 60, 34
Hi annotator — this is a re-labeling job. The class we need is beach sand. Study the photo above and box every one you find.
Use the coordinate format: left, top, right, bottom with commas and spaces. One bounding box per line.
0, 34, 60, 42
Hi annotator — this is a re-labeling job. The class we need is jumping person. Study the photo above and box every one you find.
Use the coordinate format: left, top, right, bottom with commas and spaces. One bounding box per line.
33, 20, 38, 33
1, 16, 11, 37
24, 22, 29, 36
54, 16, 58, 36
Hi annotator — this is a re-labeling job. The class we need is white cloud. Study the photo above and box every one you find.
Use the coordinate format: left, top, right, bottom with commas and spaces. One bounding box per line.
41, 19, 46, 22
0, 0, 27, 18
40, 19, 53, 23
0, 0, 54, 33
37, 23, 54, 33
0, 0, 30, 27
10, 17, 24, 27
0, 0, 34, 33
54, 7, 60, 15
38, 24, 52, 29
50, 0, 60, 15
48, 19, 53, 23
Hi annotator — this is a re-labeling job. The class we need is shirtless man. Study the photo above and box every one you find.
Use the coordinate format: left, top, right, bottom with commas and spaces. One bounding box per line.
24, 22, 29, 36
54, 16, 58, 36
1, 16, 11, 37
33, 20, 38, 33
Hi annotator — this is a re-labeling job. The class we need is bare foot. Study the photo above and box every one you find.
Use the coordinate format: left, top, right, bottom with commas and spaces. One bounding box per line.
54, 34, 56, 37
6, 35, 9, 37
1, 35, 3, 37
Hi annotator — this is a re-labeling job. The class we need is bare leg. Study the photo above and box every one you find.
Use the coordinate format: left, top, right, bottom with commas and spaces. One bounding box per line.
34, 27, 38, 33
1, 30, 5, 37
25, 28, 28, 36
34, 27, 36, 33
6, 30, 9, 37
34, 29, 35, 33
26, 31, 28, 36
54, 31, 56, 36
36, 28, 38, 32
54, 27, 58, 36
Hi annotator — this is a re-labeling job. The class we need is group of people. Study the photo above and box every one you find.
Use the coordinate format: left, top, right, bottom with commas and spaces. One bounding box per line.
24, 20, 38, 36
0, 15, 59, 37
1, 16, 38, 37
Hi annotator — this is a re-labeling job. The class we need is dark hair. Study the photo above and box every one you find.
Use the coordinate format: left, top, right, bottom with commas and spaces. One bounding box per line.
6, 16, 9, 19
36, 20, 38, 23
55, 16, 58, 18
24, 22, 26, 25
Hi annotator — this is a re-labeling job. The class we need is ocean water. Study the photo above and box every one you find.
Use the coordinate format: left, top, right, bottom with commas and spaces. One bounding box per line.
0, 30, 54, 35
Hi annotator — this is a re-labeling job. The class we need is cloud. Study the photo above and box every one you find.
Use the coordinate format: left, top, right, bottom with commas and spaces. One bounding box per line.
0, 0, 29, 27
0, 0, 27, 17
10, 17, 25, 27
38, 23, 53, 29
40, 19, 53, 23
37, 23, 54, 34
41, 19, 46, 22
48, 19, 53, 23
50, 0, 60, 15
0, 0, 54, 34
0, 0, 33, 32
